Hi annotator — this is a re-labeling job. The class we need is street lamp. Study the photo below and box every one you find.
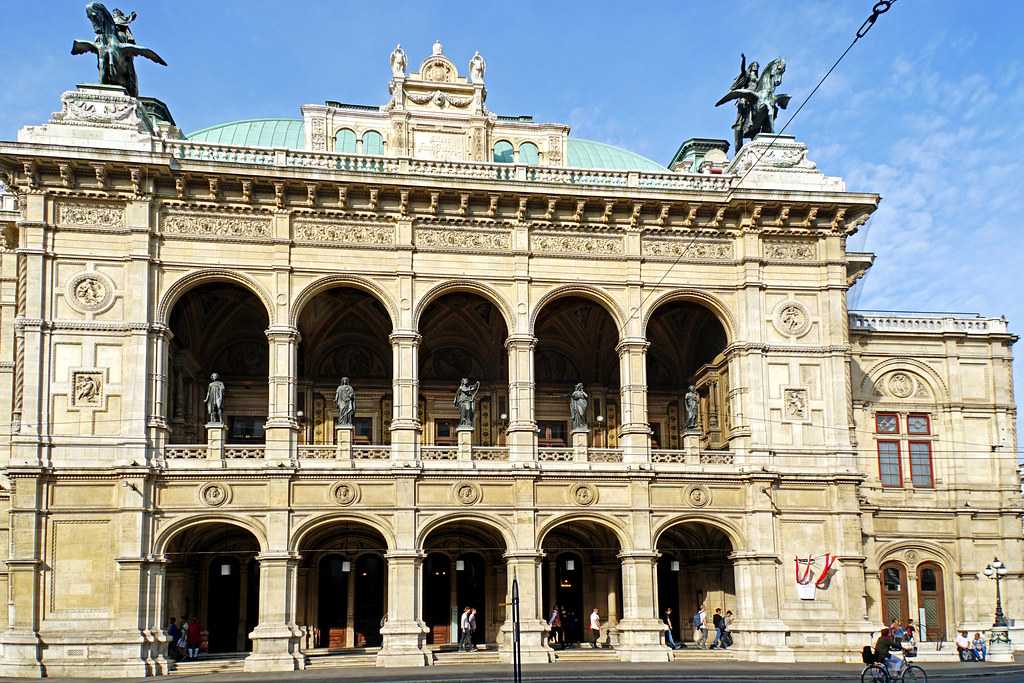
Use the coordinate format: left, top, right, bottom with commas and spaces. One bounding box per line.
983, 557, 1009, 628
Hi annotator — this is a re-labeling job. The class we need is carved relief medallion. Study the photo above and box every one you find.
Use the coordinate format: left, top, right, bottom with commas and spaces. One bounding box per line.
904, 549, 918, 564
71, 371, 104, 407
685, 484, 712, 508
453, 481, 482, 506
773, 300, 810, 337
887, 372, 914, 399
67, 272, 115, 313
569, 482, 598, 507
329, 481, 361, 506
198, 482, 230, 507
783, 388, 809, 421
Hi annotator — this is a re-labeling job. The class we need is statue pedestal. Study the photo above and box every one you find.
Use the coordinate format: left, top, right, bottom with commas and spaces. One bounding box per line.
206, 423, 226, 460
457, 426, 474, 461
571, 429, 589, 463
335, 425, 354, 464
987, 627, 1014, 662
682, 430, 701, 463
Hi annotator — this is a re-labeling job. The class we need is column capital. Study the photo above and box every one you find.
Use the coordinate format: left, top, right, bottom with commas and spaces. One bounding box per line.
255, 551, 300, 563
617, 551, 660, 563
389, 330, 422, 345
384, 550, 426, 561
264, 325, 300, 342
503, 551, 544, 563
615, 337, 650, 354
504, 334, 538, 349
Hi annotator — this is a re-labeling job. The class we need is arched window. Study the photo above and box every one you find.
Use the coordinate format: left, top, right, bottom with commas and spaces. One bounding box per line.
363, 130, 384, 155
492, 140, 514, 163
335, 128, 357, 154
519, 141, 539, 165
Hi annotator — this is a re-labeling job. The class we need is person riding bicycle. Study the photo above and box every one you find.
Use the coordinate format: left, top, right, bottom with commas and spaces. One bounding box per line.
873, 627, 902, 677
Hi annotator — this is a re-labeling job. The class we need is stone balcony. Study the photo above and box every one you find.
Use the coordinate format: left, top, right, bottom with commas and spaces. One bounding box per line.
849, 310, 1011, 336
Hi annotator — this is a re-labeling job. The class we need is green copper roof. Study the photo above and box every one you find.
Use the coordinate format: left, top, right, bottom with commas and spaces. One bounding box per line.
187, 118, 305, 149
567, 138, 667, 172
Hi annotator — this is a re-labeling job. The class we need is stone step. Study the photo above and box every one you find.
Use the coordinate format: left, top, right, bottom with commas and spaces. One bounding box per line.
554, 648, 619, 662
168, 655, 246, 675
304, 653, 379, 669
672, 647, 737, 661
904, 643, 960, 663
432, 647, 502, 665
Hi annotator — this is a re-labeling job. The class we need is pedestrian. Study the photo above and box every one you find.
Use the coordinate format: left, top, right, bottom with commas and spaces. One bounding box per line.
459, 607, 473, 652
971, 632, 987, 662
185, 616, 203, 661
693, 605, 708, 648
468, 608, 478, 650
166, 617, 181, 661
721, 610, 734, 649
590, 608, 602, 648
548, 605, 562, 648
956, 630, 975, 662
565, 609, 577, 647
663, 608, 682, 650
710, 608, 724, 649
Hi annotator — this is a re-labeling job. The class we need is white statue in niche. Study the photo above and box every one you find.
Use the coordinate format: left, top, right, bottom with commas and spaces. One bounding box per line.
469, 51, 486, 84
432, 40, 444, 56
389, 44, 407, 77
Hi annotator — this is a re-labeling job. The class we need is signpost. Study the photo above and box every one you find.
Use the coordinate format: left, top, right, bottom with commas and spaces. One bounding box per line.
512, 576, 522, 683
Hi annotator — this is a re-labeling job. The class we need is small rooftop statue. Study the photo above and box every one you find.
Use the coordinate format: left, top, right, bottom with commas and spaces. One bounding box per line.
71, 2, 166, 98
715, 54, 791, 153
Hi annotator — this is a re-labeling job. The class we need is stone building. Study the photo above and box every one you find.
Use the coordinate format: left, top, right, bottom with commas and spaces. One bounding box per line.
0, 41, 1018, 677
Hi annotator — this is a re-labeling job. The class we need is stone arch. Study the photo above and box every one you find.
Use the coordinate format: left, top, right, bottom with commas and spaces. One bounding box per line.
153, 513, 268, 556
860, 357, 949, 403
416, 511, 517, 553
876, 539, 956, 571
290, 512, 397, 553
641, 289, 736, 343
412, 280, 515, 333
536, 512, 633, 552
529, 284, 627, 337
651, 514, 746, 552
157, 269, 275, 326
290, 274, 399, 329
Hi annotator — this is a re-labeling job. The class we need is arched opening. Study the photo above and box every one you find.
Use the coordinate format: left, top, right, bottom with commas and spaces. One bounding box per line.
655, 521, 735, 645
421, 520, 508, 649
335, 128, 357, 154
880, 561, 910, 627
645, 300, 728, 450
541, 520, 623, 649
362, 130, 384, 155
534, 297, 619, 448
916, 562, 946, 641
167, 283, 269, 444
296, 287, 392, 446
296, 521, 388, 651
164, 522, 261, 655
493, 140, 514, 164
418, 292, 509, 447
519, 142, 539, 165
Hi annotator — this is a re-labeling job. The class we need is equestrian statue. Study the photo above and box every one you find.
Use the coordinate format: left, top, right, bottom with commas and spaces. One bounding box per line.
71, 2, 166, 98
715, 54, 791, 153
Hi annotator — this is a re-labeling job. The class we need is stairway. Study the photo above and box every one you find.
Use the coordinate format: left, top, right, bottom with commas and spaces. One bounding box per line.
432, 645, 501, 665
304, 647, 380, 669
168, 654, 246, 675
554, 647, 620, 662
904, 641, 959, 663
671, 646, 737, 662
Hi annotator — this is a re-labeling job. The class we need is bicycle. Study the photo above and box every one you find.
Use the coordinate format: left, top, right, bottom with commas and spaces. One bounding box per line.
860, 650, 927, 682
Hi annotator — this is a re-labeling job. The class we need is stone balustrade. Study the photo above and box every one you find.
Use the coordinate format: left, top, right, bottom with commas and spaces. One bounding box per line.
849, 310, 1010, 336
165, 140, 735, 192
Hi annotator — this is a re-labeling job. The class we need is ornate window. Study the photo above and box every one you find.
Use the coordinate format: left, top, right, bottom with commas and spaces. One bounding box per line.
519, 141, 539, 165
909, 441, 934, 488
877, 440, 902, 487
876, 413, 899, 434
363, 130, 384, 155
335, 128, 357, 154
907, 413, 930, 435
492, 140, 514, 163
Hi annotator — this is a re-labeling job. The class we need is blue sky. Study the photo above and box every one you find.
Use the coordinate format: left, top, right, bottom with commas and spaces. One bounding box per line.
3, 0, 1022, 441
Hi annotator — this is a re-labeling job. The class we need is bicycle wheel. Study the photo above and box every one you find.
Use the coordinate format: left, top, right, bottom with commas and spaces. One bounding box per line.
901, 665, 927, 682
861, 663, 890, 683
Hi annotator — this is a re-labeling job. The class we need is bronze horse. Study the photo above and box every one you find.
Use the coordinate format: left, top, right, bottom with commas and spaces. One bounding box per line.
716, 57, 791, 152
71, 2, 165, 98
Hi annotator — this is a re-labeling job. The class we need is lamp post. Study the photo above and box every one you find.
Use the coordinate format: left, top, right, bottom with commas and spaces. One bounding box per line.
983, 557, 1009, 628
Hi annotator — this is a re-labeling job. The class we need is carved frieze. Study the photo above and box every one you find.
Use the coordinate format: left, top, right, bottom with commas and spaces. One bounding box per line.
294, 218, 395, 246
643, 238, 733, 260
57, 201, 125, 229
416, 227, 509, 251
763, 238, 816, 261
162, 211, 272, 239
533, 233, 623, 256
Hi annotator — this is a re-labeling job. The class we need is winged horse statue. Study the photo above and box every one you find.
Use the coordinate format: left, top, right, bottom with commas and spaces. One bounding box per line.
71, 2, 166, 98
715, 55, 791, 153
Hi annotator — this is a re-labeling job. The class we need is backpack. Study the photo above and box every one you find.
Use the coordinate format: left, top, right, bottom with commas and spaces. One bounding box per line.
861, 646, 874, 665
693, 611, 703, 628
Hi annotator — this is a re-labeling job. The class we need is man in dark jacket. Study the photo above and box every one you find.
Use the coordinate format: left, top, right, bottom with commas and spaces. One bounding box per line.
710, 608, 724, 649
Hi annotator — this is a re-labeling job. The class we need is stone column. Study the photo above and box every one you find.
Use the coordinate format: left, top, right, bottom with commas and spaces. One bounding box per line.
264, 326, 300, 465
389, 332, 421, 462
244, 553, 303, 672
616, 338, 651, 463
500, 553, 552, 664
607, 569, 620, 647
505, 334, 538, 461
616, 552, 669, 662
147, 325, 172, 451
346, 564, 357, 647
377, 551, 429, 666
730, 552, 793, 661
237, 561, 250, 651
